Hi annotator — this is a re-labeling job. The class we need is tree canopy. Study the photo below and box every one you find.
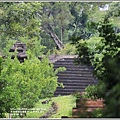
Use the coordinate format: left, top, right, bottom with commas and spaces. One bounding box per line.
72, 2, 120, 117
0, 2, 43, 56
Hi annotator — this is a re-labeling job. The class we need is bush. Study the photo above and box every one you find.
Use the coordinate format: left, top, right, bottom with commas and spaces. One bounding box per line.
53, 43, 76, 55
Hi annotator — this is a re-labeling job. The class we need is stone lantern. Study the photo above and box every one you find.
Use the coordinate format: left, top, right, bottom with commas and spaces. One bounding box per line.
9, 41, 27, 62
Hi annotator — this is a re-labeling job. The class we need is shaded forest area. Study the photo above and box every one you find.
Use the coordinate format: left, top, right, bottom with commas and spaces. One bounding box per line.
1, 2, 119, 54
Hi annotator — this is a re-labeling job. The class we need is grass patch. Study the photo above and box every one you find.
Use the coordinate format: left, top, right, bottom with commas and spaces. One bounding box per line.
50, 95, 76, 118
24, 98, 52, 118
10, 95, 76, 118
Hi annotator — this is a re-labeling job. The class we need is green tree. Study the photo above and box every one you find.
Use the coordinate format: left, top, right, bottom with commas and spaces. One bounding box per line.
73, 14, 120, 117
0, 56, 21, 117
41, 2, 73, 51
0, 2, 64, 117
0, 49, 62, 117
69, 2, 108, 40
0, 2, 43, 56
106, 2, 120, 33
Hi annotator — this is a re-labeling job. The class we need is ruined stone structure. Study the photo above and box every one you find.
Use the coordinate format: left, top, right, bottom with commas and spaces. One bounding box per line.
72, 97, 104, 118
49, 55, 98, 96
9, 41, 27, 62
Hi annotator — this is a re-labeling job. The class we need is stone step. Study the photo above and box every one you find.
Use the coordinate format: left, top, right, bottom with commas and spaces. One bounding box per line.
56, 58, 84, 64
58, 79, 97, 83
54, 64, 93, 68
54, 92, 74, 96
53, 56, 98, 96
54, 67, 94, 71
57, 70, 94, 74
58, 82, 97, 86
55, 60, 76, 64
56, 85, 90, 90
57, 76, 96, 80
54, 62, 79, 66
54, 61, 91, 65
56, 85, 97, 92
57, 58, 76, 62
58, 80, 96, 84
57, 73, 94, 77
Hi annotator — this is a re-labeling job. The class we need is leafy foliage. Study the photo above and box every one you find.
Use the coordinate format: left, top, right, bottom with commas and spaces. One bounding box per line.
52, 43, 76, 55
0, 52, 60, 117
0, 2, 43, 56
73, 15, 120, 117
0, 2, 41, 38
69, 2, 108, 40
0, 56, 21, 117
1, 2, 120, 118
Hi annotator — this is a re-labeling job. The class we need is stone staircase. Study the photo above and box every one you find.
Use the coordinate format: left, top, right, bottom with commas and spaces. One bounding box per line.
51, 55, 98, 96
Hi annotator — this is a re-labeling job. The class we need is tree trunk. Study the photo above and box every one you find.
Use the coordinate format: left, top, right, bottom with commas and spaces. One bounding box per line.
42, 24, 64, 50
60, 26, 63, 43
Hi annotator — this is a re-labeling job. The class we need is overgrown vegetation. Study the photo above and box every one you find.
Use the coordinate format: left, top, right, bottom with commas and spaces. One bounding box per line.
72, 8, 120, 117
0, 52, 63, 117
0, 1, 120, 118
52, 43, 76, 55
